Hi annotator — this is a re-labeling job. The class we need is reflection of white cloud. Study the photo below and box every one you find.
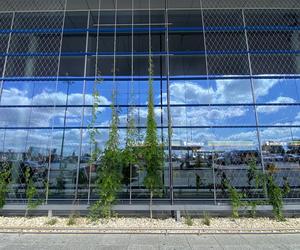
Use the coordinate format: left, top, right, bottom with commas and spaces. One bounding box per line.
164, 78, 297, 146
0, 88, 110, 127
2, 77, 298, 153
169, 82, 214, 104
171, 106, 247, 126
257, 96, 296, 114
168, 78, 280, 105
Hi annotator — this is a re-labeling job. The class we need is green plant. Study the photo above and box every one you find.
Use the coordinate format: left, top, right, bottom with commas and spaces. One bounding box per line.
67, 213, 77, 226
122, 98, 139, 192
88, 73, 103, 219
93, 93, 122, 219
46, 218, 58, 226
248, 201, 258, 218
56, 166, 65, 194
185, 214, 193, 226
25, 167, 43, 217
0, 159, 11, 209
89, 200, 102, 221
247, 158, 258, 186
228, 184, 244, 219
252, 170, 285, 221
283, 177, 291, 197
202, 212, 211, 226
143, 56, 164, 219
195, 174, 201, 192
220, 172, 228, 197
266, 174, 285, 221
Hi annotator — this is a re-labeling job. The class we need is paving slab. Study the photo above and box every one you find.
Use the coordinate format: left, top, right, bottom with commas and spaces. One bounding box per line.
0, 233, 299, 250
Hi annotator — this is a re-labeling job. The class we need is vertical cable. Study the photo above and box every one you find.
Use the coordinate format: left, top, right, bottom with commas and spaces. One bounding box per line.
242, 9, 267, 201
46, 0, 68, 204
0, 12, 15, 104
113, 0, 118, 98
128, 0, 134, 205
200, 0, 217, 204
148, 0, 151, 56
164, 0, 173, 205
242, 9, 265, 172
88, 0, 102, 204
75, 10, 90, 202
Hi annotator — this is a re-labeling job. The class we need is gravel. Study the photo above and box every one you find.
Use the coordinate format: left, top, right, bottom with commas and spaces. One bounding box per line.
0, 216, 300, 232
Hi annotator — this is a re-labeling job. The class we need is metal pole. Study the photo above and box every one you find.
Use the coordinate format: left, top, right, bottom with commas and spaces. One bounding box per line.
200, 0, 216, 204
129, 0, 134, 205
59, 79, 70, 163
242, 9, 267, 200
75, 10, 90, 202
46, 0, 68, 204
242, 9, 265, 173
164, 0, 173, 205
0, 12, 15, 104
88, 0, 102, 205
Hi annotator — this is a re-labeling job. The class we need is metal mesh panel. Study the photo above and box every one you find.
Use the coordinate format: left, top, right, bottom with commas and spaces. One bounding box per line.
4, 2, 66, 78
244, 9, 300, 75
207, 55, 250, 75
251, 54, 299, 75
0, 1, 67, 204
1, 0, 300, 207
245, 9, 300, 26
0, 13, 12, 77
203, 9, 250, 75
0, 0, 65, 12
201, 0, 300, 9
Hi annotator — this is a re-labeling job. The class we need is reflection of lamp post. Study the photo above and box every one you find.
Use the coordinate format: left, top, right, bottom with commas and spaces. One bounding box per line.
2, 122, 6, 152
59, 77, 72, 166
290, 126, 294, 141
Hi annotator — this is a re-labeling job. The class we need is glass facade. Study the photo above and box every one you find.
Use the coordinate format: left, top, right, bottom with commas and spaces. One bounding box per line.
1, 0, 300, 205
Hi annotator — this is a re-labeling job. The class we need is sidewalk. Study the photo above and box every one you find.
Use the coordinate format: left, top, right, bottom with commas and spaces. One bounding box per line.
0, 233, 299, 249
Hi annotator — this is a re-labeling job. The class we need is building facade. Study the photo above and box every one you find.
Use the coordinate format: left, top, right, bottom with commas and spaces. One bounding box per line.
0, 0, 300, 207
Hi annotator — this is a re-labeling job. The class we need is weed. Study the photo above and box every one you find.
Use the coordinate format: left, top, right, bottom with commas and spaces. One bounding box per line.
46, 218, 58, 226
202, 212, 211, 226
185, 215, 193, 226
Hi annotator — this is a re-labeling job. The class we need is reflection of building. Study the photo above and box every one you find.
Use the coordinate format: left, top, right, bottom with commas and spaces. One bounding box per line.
1, 1, 300, 208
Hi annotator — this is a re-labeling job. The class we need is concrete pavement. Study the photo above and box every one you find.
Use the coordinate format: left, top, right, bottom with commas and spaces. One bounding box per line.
0, 233, 300, 249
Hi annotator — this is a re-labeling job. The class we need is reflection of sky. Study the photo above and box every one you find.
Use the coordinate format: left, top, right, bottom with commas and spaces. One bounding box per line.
1, 77, 300, 153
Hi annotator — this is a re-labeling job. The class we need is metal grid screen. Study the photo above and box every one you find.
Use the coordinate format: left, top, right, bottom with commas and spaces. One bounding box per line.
0, 0, 299, 207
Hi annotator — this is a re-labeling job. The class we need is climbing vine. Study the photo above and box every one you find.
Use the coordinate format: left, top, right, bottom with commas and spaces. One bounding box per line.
248, 159, 290, 221
122, 100, 139, 195
266, 174, 285, 221
91, 91, 122, 219
88, 72, 103, 220
0, 158, 11, 209
24, 167, 43, 217
226, 182, 244, 218
143, 56, 164, 219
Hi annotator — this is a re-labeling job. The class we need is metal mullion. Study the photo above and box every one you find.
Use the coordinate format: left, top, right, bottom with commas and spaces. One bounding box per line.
113, 0, 118, 92
200, 0, 217, 205
74, 11, 91, 202
242, 9, 266, 175
88, 0, 102, 205
164, 0, 173, 205
2, 125, 300, 130
45, 0, 68, 204
0, 12, 15, 104
128, 0, 134, 205
0, 7, 300, 14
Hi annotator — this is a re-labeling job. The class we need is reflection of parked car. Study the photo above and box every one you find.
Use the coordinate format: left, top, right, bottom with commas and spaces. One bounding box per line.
214, 150, 259, 166
23, 160, 48, 183
263, 154, 284, 162
284, 154, 300, 162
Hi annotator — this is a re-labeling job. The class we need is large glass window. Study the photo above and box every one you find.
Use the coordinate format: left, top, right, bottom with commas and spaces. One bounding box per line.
2, 4, 300, 205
